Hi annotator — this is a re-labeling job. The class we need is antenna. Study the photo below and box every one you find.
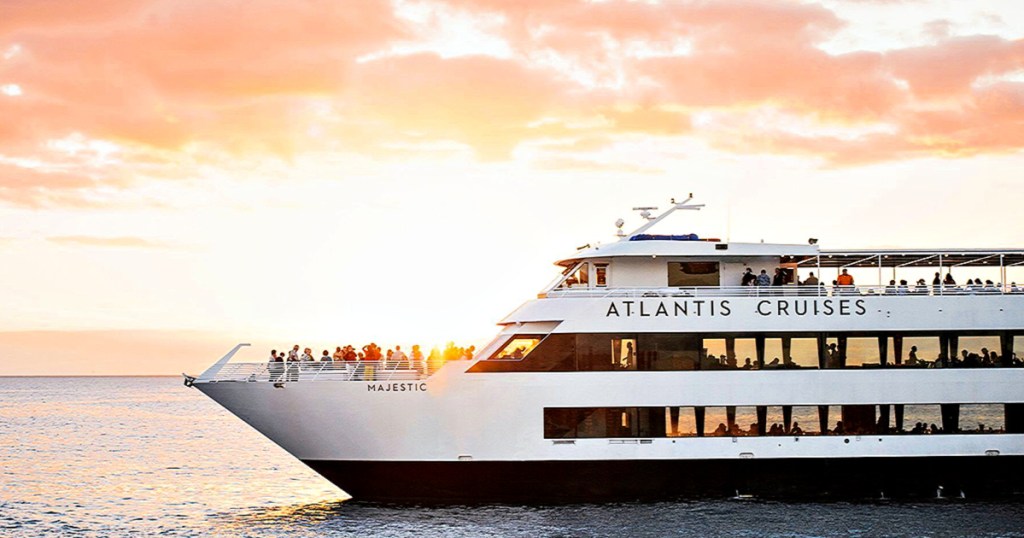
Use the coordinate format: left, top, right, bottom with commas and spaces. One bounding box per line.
621, 195, 704, 240
632, 206, 658, 221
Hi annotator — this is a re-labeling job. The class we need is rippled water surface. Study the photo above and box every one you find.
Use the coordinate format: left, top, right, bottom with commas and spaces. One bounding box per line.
1, 377, 1022, 537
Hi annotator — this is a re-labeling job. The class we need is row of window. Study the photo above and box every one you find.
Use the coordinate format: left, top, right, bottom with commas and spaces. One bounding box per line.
559, 261, 729, 289
468, 333, 1023, 372
543, 404, 1024, 439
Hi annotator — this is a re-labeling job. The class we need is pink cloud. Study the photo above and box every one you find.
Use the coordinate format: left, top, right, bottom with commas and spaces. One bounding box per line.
1, 0, 1023, 201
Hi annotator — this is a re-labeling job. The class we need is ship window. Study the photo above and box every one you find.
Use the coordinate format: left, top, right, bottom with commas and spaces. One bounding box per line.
595, 264, 608, 287
547, 404, 1011, 439
637, 333, 701, 371
468, 334, 576, 372
561, 262, 590, 288
612, 337, 637, 370
576, 334, 636, 371
490, 337, 543, 360
668, 262, 719, 287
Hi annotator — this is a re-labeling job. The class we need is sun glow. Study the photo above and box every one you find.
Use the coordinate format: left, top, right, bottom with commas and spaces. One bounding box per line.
2, 1, 1024, 375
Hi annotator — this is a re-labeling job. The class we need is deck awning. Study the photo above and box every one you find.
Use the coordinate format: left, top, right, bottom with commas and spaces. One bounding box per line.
791, 250, 1024, 268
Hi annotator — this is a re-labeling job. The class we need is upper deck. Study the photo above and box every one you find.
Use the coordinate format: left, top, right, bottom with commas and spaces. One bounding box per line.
541, 198, 1024, 301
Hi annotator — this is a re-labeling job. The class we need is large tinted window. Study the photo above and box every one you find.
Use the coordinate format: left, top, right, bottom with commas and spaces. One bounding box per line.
638, 333, 701, 370
668, 262, 719, 287
468, 334, 576, 372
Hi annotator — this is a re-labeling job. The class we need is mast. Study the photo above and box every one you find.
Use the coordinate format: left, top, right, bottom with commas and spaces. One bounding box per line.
621, 194, 705, 240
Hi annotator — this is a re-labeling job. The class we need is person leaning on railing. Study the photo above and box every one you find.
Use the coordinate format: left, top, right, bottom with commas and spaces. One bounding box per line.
836, 269, 854, 295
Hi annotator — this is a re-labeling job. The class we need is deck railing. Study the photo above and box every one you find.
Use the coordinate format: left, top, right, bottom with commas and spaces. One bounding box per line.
206, 360, 445, 383
545, 284, 1023, 299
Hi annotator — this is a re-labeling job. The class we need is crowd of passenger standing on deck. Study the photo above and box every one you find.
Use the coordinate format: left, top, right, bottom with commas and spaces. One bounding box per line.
266, 341, 476, 386
740, 267, 1022, 296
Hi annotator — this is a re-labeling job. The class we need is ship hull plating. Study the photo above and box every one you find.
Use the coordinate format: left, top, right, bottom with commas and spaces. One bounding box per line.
304, 456, 1024, 503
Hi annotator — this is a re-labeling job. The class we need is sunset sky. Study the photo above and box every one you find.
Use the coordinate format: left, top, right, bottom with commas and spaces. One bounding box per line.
2, 0, 1024, 375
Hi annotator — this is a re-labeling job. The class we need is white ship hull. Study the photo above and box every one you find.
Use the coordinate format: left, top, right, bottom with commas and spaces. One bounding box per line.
196, 366, 1024, 501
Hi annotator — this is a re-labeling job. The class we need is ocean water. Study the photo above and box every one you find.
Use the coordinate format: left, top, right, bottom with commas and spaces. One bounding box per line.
1, 377, 1022, 537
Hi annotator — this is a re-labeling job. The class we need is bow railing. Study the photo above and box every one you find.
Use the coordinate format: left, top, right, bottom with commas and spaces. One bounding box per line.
202, 359, 447, 383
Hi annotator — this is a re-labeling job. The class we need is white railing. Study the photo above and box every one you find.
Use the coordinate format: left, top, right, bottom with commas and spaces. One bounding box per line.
544, 284, 1024, 299
204, 360, 448, 383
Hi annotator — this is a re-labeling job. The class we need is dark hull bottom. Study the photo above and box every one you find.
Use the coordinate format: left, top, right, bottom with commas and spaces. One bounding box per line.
303, 457, 1024, 504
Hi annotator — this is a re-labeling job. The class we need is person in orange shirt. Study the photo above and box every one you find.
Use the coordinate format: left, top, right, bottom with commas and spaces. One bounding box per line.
836, 268, 854, 294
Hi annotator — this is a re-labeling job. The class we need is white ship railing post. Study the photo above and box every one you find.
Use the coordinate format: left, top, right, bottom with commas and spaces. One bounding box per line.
939, 254, 944, 296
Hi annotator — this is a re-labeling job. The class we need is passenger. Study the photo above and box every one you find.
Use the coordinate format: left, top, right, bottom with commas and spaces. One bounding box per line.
929, 423, 941, 434
268, 350, 282, 385
943, 273, 956, 287
932, 272, 942, 294
463, 345, 476, 360
827, 343, 840, 368
301, 347, 314, 362
729, 423, 743, 437
907, 346, 919, 365
1012, 282, 1022, 293
791, 422, 803, 435
767, 357, 781, 368
803, 272, 819, 286
392, 345, 409, 369
984, 280, 997, 294
332, 346, 344, 361
748, 423, 759, 436
769, 423, 781, 435
756, 269, 771, 287
898, 279, 909, 295
286, 347, 300, 382
772, 268, 786, 287
741, 268, 756, 287
713, 423, 728, 436
411, 344, 425, 373
742, 358, 753, 370
321, 349, 332, 362
915, 278, 928, 294
427, 346, 442, 373
833, 421, 845, 435
836, 269, 854, 294
885, 280, 897, 295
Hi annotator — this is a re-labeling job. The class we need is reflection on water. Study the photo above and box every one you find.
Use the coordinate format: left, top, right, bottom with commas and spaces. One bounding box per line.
1, 377, 1023, 537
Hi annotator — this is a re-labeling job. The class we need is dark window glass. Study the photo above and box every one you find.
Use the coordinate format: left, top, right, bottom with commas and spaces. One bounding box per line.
546, 404, 1010, 439
544, 408, 581, 438
638, 333, 701, 370
668, 262, 720, 287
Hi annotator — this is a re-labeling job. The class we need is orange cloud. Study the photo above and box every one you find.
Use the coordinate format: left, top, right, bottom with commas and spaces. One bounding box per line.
1, 0, 1023, 202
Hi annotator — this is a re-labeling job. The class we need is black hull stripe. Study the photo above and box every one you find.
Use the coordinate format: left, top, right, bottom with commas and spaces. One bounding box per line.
303, 457, 1024, 504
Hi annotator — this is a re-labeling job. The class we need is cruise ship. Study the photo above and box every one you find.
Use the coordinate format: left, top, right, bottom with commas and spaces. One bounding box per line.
187, 197, 1024, 502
